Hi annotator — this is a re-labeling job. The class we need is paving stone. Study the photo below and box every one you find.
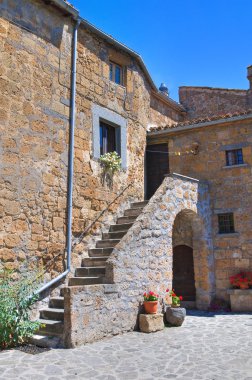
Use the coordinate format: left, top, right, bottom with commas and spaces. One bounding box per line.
0, 311, 252, 379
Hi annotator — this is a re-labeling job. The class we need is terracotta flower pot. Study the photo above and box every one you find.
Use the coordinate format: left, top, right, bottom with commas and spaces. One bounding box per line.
143, 301, 158, 314
239, 282, 249, 289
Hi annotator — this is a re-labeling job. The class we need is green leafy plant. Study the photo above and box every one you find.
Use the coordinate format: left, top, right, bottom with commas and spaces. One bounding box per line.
143, 291, 159, 301
0, 268, 42, 349
99, 151, 121, 174
166, 288, 183, 306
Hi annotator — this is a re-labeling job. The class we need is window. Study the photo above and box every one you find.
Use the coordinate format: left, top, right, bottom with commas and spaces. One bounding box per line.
109, 61, 123, 85
100, 121, 118, 155
225, 149, 244, 166
218, 213, 235, 234
92, 104, 127, 168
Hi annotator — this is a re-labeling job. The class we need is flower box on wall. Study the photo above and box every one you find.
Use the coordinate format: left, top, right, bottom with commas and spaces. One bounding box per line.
227, 289, 252, 312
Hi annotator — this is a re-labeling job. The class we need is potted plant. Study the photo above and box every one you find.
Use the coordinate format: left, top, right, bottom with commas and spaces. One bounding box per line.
229, 272, 252, 289
165, 289, 186, 326
143, 291, 159, 314
165, 289, 183, 307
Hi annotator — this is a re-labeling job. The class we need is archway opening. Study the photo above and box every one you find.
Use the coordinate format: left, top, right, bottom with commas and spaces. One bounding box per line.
172, 208, 214, 309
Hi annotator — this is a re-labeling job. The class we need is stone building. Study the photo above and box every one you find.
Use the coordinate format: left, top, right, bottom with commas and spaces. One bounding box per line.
0, 0, 252, 347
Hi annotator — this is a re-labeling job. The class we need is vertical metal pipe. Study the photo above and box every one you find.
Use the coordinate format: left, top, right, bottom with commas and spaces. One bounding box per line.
37, 18, 80, 294
66, 18, 81, 271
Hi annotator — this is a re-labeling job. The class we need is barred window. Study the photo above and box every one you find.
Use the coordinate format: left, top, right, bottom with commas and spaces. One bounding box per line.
225, 149, 243, 166
218, 213, 235, 234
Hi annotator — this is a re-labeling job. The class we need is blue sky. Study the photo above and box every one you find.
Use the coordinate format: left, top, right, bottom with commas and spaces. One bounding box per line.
71, 0, 252, 101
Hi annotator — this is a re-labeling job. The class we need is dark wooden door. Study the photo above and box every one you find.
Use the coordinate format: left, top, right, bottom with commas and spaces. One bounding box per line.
146, 143, 169, 199
172, 245, 196, 301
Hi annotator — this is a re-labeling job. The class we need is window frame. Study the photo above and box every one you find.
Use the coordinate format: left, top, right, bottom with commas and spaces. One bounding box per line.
109, 61, 124, 86
218, 213, 235, 234
225, 148, 244, 166
92, 104, 127, 169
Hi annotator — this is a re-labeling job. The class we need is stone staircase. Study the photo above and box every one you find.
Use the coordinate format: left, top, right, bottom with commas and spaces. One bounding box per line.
32, 200, 148, 347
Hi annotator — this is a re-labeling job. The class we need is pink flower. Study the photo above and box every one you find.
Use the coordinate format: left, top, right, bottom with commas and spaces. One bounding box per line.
166, 289, 169, 293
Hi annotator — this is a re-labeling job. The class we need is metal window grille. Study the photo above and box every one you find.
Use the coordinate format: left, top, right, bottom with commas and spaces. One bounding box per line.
218, 213, 235, 234
225, 149, 244, 166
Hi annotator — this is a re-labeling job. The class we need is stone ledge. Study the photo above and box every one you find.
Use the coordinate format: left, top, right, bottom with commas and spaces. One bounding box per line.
227, 289, 252, 295
139, 314, 164, 333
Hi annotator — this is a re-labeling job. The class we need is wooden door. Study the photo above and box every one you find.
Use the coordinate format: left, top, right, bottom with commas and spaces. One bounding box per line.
172, 245, 196, 301
146, 143, 169, 199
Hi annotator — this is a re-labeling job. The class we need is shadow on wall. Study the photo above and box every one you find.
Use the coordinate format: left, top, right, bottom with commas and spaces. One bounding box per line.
1, 0, 65, 48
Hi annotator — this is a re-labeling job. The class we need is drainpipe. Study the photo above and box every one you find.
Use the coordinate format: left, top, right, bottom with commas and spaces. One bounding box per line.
37, 18, 81, 294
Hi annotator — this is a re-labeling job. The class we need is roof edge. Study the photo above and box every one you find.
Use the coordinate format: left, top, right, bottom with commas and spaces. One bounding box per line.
51, 0, 79, 18
50, 1, 182, 105
179, 86, 247, 93
148, 112, 252, 137
79, 17, 157, 91
151, 90, 186, 113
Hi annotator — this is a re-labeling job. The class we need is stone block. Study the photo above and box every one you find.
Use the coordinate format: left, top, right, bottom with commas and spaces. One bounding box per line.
165, 307, 186, 326
139, 314, 164, 333
228, 289, 252, 312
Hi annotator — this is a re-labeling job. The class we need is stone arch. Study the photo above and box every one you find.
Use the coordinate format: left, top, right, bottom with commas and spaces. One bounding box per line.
172, 208, 214, 309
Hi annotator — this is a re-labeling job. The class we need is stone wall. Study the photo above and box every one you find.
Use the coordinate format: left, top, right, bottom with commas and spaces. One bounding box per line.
0, 0, 73, 278
179, 86, 249, 120
149, 94, 183, 130
167, 118, 252, 300
0, 0, 181, 282
64, 175, 213, 347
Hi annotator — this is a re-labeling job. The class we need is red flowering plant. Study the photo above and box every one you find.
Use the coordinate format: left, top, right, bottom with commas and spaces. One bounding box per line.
229, 272, 252, 288
143, 291, 159, 301
166, 289, 183, 306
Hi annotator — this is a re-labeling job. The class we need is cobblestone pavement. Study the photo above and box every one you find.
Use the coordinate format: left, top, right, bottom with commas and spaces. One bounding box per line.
1, 310, 252, 380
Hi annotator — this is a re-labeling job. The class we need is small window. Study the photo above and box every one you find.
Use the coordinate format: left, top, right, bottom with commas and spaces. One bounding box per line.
109, 61, 123, 85
100, 121, 120, 156
225, 149, 244, 166
218, 213, 235, 234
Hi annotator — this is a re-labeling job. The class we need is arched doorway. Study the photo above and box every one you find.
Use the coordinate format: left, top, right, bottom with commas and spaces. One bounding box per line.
173, 245, 196, 301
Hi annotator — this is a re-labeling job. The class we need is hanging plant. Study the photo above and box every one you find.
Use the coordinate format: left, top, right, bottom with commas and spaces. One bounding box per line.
99, 151, 121, 174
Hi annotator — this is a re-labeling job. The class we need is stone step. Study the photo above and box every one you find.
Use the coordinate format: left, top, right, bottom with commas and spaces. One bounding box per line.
29, 334, 63, 349
40, 308, 64, 321
59, 286, 67, 297
69, 276, 104, 286
124, 208, 143, 217
131, 201, 148, 208
109, 222, 133, 232
49, 297, 64, 309
75, 266, 105, 277
117, 215, 137, 224
37, 319, 64, 337
82, 257, 109, 267
88, 248, 113, 257
96, 239, 120, 248
102, 230, 127, 240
